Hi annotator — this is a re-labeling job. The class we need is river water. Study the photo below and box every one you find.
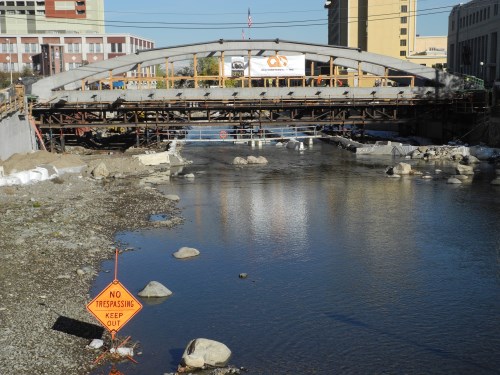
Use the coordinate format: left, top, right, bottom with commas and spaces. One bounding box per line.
91, 140, 500, 375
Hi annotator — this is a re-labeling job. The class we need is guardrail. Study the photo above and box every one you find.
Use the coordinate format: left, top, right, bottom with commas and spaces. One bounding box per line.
184, 125, 321, 143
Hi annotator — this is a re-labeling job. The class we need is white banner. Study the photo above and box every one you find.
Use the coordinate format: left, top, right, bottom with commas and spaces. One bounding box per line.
224, 55, 305, 78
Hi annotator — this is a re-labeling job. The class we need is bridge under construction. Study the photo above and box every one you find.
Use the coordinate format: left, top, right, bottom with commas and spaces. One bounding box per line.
26, 40, 487, 151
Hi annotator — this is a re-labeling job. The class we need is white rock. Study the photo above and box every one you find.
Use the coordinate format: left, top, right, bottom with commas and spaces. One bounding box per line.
453, 174, 469, 181
173, 247, 200, 259
491, 178, 500, 185
181, 338, 231, 368
87, 339, 104, 349
184, 173, 195, 179
165, 194, 180, 201
246, 156, 268, 164
447, 177, 462, 184
393, 162, 412, 175
138, 281, 173, 298
183, 354, 205, 368
455, 164, 474, 175
91, 162, 109, 178
233, 157, 248, 165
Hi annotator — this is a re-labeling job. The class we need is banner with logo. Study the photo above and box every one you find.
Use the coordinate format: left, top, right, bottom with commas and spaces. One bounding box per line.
224, 55, 305, 77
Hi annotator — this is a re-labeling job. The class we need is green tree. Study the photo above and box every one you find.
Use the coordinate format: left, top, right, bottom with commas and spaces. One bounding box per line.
155, 64, 167, 89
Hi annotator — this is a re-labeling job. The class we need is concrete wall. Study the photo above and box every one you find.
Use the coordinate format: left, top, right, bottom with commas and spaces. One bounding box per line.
0, 112, 37, 161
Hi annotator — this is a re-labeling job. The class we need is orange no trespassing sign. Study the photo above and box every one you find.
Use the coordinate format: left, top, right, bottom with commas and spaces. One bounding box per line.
86, 280, 142, 338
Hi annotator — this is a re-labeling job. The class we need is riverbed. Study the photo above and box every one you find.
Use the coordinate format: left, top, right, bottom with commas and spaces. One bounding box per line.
91, 141, 500, 375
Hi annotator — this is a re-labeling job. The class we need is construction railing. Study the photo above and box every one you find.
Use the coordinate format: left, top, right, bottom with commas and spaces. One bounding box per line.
0, 85, 25, 121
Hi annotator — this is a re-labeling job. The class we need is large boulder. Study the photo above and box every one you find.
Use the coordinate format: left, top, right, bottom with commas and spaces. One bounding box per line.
181, 338, 231, 368
173, 247, 200, 259
138, 281, 173, 298
392, 162, 412, 175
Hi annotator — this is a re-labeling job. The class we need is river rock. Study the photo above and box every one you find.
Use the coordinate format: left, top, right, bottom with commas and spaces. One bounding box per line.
453, 174, 469, 181
447, 177, 462, 184
138, 281, 173, 298
247, 156, 268, 164
491, 177, 500, 185
173, 247, 200, 259
233, 157, 248, 165
392, 162, 412, 175
91, 162, 109, 179
165, 194, 180, 201
181, 338, 232, 368
462, 155, 480, 164
455, 164, 474, 175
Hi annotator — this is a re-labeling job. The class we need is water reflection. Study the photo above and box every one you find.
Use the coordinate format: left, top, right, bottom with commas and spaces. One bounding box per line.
90, 143, 500, 375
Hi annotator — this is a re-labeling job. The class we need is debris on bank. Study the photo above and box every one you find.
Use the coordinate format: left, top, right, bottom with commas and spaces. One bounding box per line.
0, 146, 191, 186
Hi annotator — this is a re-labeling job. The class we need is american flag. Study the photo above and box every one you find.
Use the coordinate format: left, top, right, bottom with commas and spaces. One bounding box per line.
247, 8, 253, 28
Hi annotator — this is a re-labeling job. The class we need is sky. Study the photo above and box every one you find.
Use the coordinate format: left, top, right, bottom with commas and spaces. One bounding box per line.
103, 0, 461, 48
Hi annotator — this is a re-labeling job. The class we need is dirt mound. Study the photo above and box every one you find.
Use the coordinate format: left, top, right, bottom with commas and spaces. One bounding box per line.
0, 150, 85, 174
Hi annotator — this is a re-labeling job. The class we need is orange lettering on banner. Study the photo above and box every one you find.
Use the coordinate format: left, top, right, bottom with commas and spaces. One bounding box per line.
267, 55, 288, 68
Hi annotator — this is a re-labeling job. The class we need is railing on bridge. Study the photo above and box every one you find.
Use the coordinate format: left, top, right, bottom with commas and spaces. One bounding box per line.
185, 125, 322, 143
86, 73, 416, 92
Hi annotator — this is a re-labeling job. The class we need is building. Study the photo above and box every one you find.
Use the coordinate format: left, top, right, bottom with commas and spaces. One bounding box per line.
324, 0, 447, 69
0, 34, 154, 75
447, 0, 500, 84
0, 0, 105, 34
324, 0, 418, 59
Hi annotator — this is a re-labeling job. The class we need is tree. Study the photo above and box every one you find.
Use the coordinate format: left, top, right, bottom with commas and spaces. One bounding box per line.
155, 64, 167, 89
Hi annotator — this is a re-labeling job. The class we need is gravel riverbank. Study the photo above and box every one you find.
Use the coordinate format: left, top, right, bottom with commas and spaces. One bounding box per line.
0, 151, 183, 374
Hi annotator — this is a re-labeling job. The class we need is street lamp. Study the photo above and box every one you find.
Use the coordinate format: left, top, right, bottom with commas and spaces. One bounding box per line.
6, 38, 13, 85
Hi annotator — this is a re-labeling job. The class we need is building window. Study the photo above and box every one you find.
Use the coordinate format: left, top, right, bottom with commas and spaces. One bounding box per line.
110, 43, 123, 53
400, 39, 407, 47
400, 28, 407, 35
24, 43, 37, 53
401, 5, 407, 13
400, 51, 407, 57
452, 20, 455, 31
1, 43, 15, 53
401, 16, 407, 24
495, 4, 499, 16
27, 1, 34, 5
16, 1, 25, 5
67, 43, 80, 53
76, 9, 85, 14
89, 43, 102, 53
76, 1, 85, 5
6, 1, 14, 5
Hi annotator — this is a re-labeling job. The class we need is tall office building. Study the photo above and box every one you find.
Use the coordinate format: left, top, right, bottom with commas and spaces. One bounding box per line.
0, 0, 105, 34
325, 0, 417, 59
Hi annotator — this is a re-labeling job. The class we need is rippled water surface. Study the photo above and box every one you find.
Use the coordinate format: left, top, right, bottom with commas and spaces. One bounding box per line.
91, 141, 500, 375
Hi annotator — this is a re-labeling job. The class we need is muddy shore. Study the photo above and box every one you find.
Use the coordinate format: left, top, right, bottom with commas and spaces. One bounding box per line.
0, 152, 183, 374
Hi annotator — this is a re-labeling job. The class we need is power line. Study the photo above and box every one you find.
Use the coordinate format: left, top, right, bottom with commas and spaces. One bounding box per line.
0, 4, 471, 31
